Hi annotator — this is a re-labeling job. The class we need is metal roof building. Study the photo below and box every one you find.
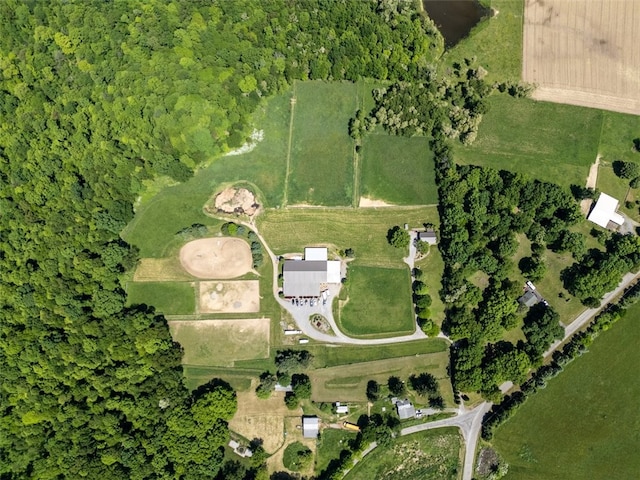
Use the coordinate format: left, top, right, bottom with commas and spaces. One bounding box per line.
302, 416, 319, 438
283, 260, 327, 297
588, 193, 625, 228
418, 230, 438, 245
396, 399, 416, 420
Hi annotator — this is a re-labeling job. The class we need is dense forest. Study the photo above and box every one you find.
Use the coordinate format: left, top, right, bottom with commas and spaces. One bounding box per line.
0, 1, 442, 478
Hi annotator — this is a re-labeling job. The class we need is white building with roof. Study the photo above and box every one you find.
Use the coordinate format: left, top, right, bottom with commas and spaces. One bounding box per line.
302, 416, 319, 438
282, 247, 342, 297
588, 193, 625, 228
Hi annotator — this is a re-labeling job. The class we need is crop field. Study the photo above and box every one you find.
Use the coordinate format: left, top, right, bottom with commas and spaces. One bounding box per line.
168, 318, 270, 367
492, 305, 640, 479
360, 134, 438, 205
126, 281, 195, 315
309, 352, 450, 403
344, 428, 462, 480
257, 206, 439, 269
454, 95, 602, 188
337, 266, 415, 338
287, 81, 359, 206
440, 0, 524, 83
523, 0, 640, 115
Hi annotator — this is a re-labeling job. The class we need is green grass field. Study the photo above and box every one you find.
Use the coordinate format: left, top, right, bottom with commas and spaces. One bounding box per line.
257, 207, 439, 269
315, 428, 357, 475
299, 338, 448, 368
287, 81, 358, 206
126, 281, 195, 315
338, 266, 415, 338
492, 304, 640, 480
181, 365, 257, 391
454, 95, 602, 189
598, 111, 640, 162
310, 352, 451, 403
360, 134, 438, 205
440, 0, 524, 83
344, 428, 462, 480
168, 318, 270, 368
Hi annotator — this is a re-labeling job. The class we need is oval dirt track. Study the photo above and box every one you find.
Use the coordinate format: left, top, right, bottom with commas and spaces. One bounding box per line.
179, 237, 252, 279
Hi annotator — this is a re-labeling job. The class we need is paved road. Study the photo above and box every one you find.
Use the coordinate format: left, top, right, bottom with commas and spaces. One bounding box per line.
544, 270, 640, 358
401, 402, 492, 480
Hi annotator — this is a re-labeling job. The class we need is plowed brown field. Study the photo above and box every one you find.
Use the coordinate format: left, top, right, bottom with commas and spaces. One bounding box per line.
523, 0, 640, 114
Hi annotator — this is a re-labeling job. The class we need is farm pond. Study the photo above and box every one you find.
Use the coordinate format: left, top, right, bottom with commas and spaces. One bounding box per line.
423, 0, 490, 47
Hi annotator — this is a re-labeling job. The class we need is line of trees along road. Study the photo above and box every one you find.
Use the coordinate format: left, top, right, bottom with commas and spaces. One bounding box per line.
0, 1, 444, 478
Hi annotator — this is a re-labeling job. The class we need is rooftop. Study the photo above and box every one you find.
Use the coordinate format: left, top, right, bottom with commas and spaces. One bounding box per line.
302, 416, 320, 438
588, 193, 625, 228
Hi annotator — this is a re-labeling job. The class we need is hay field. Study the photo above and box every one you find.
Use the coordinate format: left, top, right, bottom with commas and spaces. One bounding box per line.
198, 280, 260, 314
168, 318, 270, 367
133, 257, 193, 282
179, 237, 252, 279
523, 0, 640, 114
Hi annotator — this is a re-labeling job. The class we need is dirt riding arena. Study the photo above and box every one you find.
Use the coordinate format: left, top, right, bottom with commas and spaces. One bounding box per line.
523, 0, 640, 114
168, 318, 270, 367
179, 237, 252, 279
198, 280, 260, 313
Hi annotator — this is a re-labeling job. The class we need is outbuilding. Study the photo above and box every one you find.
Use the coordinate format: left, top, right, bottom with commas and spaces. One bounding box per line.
418, 229, 438, 245
302, 416, 320, 438
588, 193, 625, 228
396, 399, 416, 420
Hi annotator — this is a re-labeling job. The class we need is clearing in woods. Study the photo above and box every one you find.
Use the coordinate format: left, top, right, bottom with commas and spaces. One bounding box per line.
168, 318, 270, 367
523, 0, 640, 114
198, 280, 260, 314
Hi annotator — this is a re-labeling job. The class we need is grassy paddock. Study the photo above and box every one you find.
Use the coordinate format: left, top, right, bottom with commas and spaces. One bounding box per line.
493, 305, 640, 479
338, 266, 415, 338
440, 0, 524, 83
598, 110, 640, 161
454, 95, 602, 188
257, 206, 439, 269
344, 428, 462, 480
287, 81, 358, 206
315, 429, 357, 475
168, 318, 270, 367
360, 134, 437, 205
309, 352, 450, 403
126, 281, 195, 315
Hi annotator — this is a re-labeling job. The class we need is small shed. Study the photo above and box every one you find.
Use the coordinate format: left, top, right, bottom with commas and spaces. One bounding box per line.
304, 247, 328, 261
396, 399, 416, 420
335, 402, 349, 414
302, 416, 320, 438
518, 291, 538, 308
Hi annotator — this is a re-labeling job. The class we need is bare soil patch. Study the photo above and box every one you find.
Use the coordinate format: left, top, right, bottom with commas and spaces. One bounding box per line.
206, 186, 260, 217
359, 196, 395, 207
179, 237, 252, 279
168, 318, 269, 367
523, 0, 640, 114
198, 280, 260, 313
230, 387, 301, 454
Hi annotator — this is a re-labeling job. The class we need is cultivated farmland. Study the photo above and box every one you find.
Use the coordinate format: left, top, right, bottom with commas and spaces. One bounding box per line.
492, 305, 640, 479
168, 318, 270, 367
523, 0, 640, 114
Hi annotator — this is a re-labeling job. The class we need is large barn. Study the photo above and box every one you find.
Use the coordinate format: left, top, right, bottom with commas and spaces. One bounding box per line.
282, 247, 341, 297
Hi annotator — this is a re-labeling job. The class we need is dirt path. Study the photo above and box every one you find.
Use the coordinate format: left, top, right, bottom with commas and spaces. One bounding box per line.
282, 82, 297, 207
580, 155, 600, 215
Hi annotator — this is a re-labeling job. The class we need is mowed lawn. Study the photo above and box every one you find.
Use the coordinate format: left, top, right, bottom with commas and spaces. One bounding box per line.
361, 134, 438, 205
315, 429, 357, 475
287, 81, 358, 206
598, 110, 640, 161
344, 428, 462, 480
492, 306, 640, 480
257, 206, 439, 269
454, 95, 602, 188
338, 266, 415, 338
310, 351, 451, 403
126, 281, 195, 315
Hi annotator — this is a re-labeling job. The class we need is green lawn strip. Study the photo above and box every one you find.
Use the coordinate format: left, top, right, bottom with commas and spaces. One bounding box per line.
315, 429, 357, 475
597, 110, 640, 161
181, 365, 257, 392
360, 134, 438, 205
122, 92, 291, 257
126, 281, 195, 315
338, 266, 414, 338
492, 307, 640, 480
439, 0, 524, 83
287, 81, 357, 206
454, 95, 602, 189
309, 352, 451, 403
344, 428, 462, 480
415, 248, 446, 326
297, 338, 448, 369
257, 206, 439, 269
